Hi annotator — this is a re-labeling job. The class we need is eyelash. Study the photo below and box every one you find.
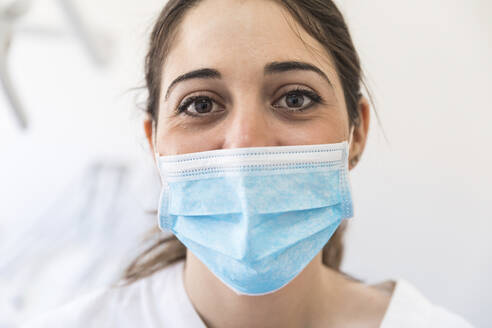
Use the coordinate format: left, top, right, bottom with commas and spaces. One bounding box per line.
274, 87, 325, 111
176, 87, 325, 116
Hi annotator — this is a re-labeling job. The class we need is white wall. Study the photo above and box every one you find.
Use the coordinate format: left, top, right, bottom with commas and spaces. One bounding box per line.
338, 1, 492, 326
0, 0, 490, 326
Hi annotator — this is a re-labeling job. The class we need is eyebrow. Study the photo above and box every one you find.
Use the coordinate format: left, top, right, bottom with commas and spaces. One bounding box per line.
264, 61, 333, 87
164, 60, 332, 100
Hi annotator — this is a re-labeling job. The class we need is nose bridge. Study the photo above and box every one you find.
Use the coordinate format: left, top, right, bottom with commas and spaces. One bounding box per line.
222, 94, 279, 149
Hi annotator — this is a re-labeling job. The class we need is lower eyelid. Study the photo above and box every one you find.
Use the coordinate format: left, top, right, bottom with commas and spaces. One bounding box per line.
273, 91, 322, 109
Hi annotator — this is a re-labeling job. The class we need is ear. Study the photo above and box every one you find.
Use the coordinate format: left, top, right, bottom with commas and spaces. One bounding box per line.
348, 96, 370, 170
144, 118, 155, 154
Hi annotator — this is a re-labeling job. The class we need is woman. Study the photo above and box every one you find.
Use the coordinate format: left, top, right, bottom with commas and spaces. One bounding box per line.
23, 0, 474, 327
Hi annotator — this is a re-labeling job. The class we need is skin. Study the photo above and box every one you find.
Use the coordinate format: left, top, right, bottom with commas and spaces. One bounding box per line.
144, 0, 391, 327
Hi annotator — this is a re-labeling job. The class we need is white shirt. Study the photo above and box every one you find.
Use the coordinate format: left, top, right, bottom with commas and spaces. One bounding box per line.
21, 260, 474, 328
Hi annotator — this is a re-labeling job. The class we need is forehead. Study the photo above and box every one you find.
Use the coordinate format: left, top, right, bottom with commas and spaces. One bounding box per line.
162, 0, 341, 88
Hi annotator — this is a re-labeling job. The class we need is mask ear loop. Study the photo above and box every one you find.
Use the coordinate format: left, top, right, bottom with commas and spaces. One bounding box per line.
152, 122, 165, 184
151, 123, 171, 229
152, 121, 159, 159
348, 125, 359, 168
348, 125, 355, 148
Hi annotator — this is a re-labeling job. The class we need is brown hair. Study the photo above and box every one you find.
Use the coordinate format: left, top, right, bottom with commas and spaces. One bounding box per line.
120, 0, 374, 286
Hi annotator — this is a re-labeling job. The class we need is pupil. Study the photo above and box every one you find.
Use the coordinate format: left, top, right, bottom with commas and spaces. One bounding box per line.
286, 94, 304, 108
194, 99, 212, 113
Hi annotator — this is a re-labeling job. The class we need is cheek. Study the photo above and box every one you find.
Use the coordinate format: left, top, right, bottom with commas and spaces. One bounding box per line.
274, 115, 348, 145
156, 117, 225, 156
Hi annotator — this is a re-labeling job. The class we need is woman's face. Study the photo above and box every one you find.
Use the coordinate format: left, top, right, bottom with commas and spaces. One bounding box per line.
151, 0, 367, 160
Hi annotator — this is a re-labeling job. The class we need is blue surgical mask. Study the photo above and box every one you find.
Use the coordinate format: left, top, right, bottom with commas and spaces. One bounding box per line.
154, 140, 354, 295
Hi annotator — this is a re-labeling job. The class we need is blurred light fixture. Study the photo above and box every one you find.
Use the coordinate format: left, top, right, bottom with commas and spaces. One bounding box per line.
0, 0, 111, 130
0, 0, 31, 129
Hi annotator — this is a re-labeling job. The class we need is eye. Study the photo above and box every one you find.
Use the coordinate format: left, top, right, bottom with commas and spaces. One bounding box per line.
272, 87, 324, 112
177, 95, 224, 116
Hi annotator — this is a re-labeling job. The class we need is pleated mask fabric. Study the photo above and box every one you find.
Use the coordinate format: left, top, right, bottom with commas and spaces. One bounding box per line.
154, 141, 354, 295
